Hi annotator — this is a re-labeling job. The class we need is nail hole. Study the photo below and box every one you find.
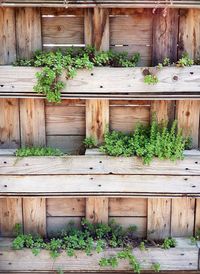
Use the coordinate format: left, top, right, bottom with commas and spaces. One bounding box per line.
0, 85, 4, 87
91, 73, 94, 76
89, 167, 93, 170
184, 178, 188, 181
185, 168, 189, 170
99, 161, 102, 163
195, 161, 198, 164
173, 75, 178, 81
90, 177, 93, 180
192, 185, 196, 188
190, 72, 194, 75
100, 85, 103, 88
3, 161, 7, 164
98, 184, 101, 187
4, 185, 7, 188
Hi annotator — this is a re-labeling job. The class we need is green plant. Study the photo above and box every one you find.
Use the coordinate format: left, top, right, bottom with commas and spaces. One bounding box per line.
83, 136, 97, 149
162, 238, 176, 249
15, 147, 63, 157
13, 223, 23, 236
144, 74, 158, 85
100, 118, 189, 164
151, 262, 161, 272
139, 241, 146, 251
14, 47, 140, 103
176, 52, 194, 67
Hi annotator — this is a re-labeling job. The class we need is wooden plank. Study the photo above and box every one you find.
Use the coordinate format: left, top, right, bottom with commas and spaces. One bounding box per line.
47, 198, 85, 216
0, 237, 198, 271
1, 175, 200, 196
86, 197, 108, 223
110, 9, 152, 66
176, 100, 200, 148
195, 198, 200, 233
84, 8, 93, 46
86, 100, 109, 144
0, 198, 22, 236
0, 99, 20, 149
23, 198, 46, 236
171, 198, 195, 237
1, 154, 200, 175
109, 198, 147, 217
41, 7, 84, 16
47, 135, 85, 154
16, 8, 41, 58
42, 16, 84, 45
46, 104, 85, 135
0, 8, 16, 64
110, 217, 147, 238
110, 105, 150, 132
179, 9, 200, 59
152, 9, 179, 65
47, 217, 82, 236
20, 99, 46, 146
92, 7, 109, 51
151, 100, 175, 123
1, 66, 200, 95
147, 198, 171, 240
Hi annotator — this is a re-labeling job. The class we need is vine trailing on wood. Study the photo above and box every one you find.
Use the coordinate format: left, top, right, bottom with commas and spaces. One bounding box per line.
12, 220, 176, 273
99, 118, 191, 164
13, 47, 140, 103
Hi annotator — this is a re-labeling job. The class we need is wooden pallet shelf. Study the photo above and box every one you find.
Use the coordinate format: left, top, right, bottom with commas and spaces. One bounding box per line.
0, 150, 200, 197
0, 237, 199, 272
0, 66, 200, 100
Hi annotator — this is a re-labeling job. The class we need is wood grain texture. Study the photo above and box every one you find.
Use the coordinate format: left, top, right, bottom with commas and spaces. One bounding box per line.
0, 237, 198, 271
84, 8, 93, 45
179, 9, 200, 59
42, 16, 84, 45
16, 8, 42, 58
110, 9, 152, 66
171, 198, 195, 237
151, 100, 175, 123
109, 198, 147, 217
1, 154, 200, 175
20, 99, 46, 146
195, 198, 200, 233
0, 198, 22, 236
23, 198, 46, 236
152, 9, 179, 65
46, 104, 85, 135
176, 100, 200, 148
1, 66, 200, 97
1, 175, 200, 196
0, 8, 16, 64
110, 106, 150, 132
86, 197, 108, 223
93, 7, 109, 51
147, 198, 171, 240
47, 198, 85, 216
0, 99, 20, 149
86, 100, 109, 144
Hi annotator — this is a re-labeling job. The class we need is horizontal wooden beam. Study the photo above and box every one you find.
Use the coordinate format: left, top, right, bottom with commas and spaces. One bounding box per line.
1, 1, 200, 8
0, 237, 198, 271
0, 66, 200, 100
0, 174, 200, 196
0, 152, 200, 175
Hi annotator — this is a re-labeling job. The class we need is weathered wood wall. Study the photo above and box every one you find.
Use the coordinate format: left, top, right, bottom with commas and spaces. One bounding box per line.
0, 7, 200, 243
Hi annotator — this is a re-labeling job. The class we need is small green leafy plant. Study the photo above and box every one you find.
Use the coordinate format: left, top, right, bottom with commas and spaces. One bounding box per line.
190, 228, 200, 245
144, 74, 158, 85
14, 47, 140, 103
162, 238, 176, 249
83, 136, 97, 149
176, 52, 194, 67
15, 147, 63, 157
151, 262, 161, 272
100, 118, 190, 164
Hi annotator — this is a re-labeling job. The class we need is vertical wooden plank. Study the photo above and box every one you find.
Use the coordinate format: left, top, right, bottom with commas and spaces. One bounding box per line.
86, 99, 109, 144
152, 9, 179, 65
147, 198, 171, 240
84, 8, 93, 46
85, 8, 109, 223
148, 101, 173, 239
20, 99, 46, 147
0, 198, 22, 236
16, 7, 41, 59
23, 198, 46, 236
179, 9, 200, 59
171, 198, 195, 237
176, 100, 200, 148
86, 197, 108, 224
195, 199, 200, 234
0, 99, 20, 149
0, 8, 16, 65
92, 7, 109, 51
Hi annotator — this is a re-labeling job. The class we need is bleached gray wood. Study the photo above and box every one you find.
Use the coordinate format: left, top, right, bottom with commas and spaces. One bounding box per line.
0, 237, 198, 271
